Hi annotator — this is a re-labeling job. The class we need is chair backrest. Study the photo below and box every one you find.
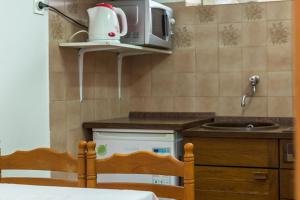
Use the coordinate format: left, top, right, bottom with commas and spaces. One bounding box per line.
0, 141, 87, 188
86, 142, 194, 200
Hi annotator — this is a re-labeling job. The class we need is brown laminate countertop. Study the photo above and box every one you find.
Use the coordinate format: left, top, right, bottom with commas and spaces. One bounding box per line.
83, 112, 215, 131
183, 117, 294, 139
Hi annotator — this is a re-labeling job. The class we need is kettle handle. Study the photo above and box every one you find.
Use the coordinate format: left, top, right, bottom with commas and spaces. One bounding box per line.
114, 8, 128, 37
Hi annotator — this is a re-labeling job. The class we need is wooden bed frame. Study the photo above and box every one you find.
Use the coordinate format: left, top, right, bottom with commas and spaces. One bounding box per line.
0, 141, 87, 187
86, 142, 195, 200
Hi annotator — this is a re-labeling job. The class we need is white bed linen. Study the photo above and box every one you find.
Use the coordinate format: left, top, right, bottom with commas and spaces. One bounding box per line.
0, 184, 159, 200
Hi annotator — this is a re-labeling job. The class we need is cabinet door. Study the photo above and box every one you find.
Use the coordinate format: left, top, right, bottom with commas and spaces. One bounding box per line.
280, 169, 294, 199
195, 166, 278, 200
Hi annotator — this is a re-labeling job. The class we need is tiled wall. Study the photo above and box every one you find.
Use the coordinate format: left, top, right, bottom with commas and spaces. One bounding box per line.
49, 0, 130, 155
126, 0, 294, 117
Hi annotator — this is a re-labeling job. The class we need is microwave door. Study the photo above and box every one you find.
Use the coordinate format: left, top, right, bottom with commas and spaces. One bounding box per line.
148, 1, 173, 49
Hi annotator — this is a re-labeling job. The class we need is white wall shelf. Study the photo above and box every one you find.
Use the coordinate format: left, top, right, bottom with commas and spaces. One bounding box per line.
59, 41, 172, 102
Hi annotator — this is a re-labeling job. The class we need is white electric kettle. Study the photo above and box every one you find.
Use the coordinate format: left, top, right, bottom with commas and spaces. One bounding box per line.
87, 3, 128, 43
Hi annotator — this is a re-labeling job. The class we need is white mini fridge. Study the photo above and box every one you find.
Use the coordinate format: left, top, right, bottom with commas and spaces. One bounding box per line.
92, 128, 182, 185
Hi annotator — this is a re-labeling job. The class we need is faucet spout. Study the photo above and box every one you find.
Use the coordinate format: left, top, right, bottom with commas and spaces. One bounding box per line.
241, 95, 247, 107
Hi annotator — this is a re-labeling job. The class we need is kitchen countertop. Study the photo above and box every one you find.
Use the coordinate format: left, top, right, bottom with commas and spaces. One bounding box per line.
183, 116, 294, 139
83, 112, 215, 131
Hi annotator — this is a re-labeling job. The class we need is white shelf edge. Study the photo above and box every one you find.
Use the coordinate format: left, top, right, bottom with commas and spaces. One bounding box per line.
59, 41, 173, 54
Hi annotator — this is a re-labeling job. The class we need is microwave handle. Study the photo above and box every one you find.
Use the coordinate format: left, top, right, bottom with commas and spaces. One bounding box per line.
163, 14, 169, 37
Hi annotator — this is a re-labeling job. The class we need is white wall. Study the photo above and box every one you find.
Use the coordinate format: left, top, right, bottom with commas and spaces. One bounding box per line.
0, 0, 49, 157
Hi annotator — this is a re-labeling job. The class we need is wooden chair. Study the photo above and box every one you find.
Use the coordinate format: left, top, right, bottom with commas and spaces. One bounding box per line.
86, 142, 195, 200
0, 141, 87, 188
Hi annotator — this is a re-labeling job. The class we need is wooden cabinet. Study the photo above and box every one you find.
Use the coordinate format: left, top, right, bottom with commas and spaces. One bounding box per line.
195, 166, 278, 200
280, 169, 294, 200
185, 138, 278, 168
184, 137, 293, 200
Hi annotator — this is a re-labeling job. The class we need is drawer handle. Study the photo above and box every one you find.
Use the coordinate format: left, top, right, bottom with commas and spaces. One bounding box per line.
253, 172, 268, 180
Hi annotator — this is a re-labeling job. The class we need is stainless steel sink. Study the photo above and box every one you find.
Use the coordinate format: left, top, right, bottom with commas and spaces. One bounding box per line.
201, 122, 280, 131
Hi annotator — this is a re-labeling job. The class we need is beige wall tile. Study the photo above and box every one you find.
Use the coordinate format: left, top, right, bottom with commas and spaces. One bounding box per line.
129, 55, 152, 74
267, 45, 292, 71
129, 97, 151, 112
130, 72, 152, 97
50, 101, 66, 133
174, 6, 196, 25
83, 73, 95, 100
65, 72, 80, 100
243, 21, 267, 46
151, 54, 174, 73
195, 6, 218, 24
151, 72, 175, 97
83, 52, 96, 73
195, 24, 218, 49
80, 100, 95, 123
66, 100, 81, 131
242, 2, 266, 21
95, 52, 117, 73
194, 97, 218, 112
220, 72, 242, 96
196, 48, 219, 72
94, 73, 118, 99
218, 4, 242, 23
173, 97, 196, 112
130, 97, 174, 112
174, 48, 196, 73
242, 97, 267, 117
148, 97, 174, 112
219, 23, 242, 47
219, 47, 242, 72
242, 47, 267, 71
268, 72, 292, 96
175, 73, 196, 97
94, 99, 110, 120
267, 21, 291, 46
174, 25, 195, 49
266, 1, 292, 20
196, 73, 219, 96
49, 41, 66, 72
268, 97, 293, 117
218, 97, 243, 116
50, 72, 66, 101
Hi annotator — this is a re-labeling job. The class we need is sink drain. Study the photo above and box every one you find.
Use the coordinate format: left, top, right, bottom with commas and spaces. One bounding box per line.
247, 124, 254, 129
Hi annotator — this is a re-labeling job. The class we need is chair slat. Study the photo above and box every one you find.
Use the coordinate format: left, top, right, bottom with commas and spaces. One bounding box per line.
0, 148, 77, 172
97, 182, 184, 200
96, 151, 184, 177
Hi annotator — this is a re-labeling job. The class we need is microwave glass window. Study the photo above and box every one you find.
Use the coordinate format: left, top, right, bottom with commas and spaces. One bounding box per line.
151, 8, 167, 40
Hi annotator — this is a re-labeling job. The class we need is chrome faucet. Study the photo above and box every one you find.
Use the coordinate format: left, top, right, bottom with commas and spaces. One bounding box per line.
241, 75, 260, 107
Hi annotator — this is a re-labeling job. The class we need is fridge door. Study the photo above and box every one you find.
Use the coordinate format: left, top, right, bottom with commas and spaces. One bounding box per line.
93, 131, 178, 185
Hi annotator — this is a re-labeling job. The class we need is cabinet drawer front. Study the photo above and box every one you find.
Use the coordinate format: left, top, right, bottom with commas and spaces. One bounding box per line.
195, 166, 278, 200
185, 138, 278, 167
280, 169, 294, 199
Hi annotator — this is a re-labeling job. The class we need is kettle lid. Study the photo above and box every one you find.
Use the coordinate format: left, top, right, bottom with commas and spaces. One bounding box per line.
96, 3, 113, 9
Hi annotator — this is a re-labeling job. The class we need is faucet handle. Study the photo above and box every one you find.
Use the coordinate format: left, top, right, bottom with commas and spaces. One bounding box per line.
249, 75, 260, 86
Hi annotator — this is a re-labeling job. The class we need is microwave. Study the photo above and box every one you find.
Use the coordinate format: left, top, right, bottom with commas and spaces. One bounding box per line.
106, 0, 175, 49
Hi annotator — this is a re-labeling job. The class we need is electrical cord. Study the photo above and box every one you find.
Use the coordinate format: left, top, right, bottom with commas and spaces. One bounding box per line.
38, 2, 88, 29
